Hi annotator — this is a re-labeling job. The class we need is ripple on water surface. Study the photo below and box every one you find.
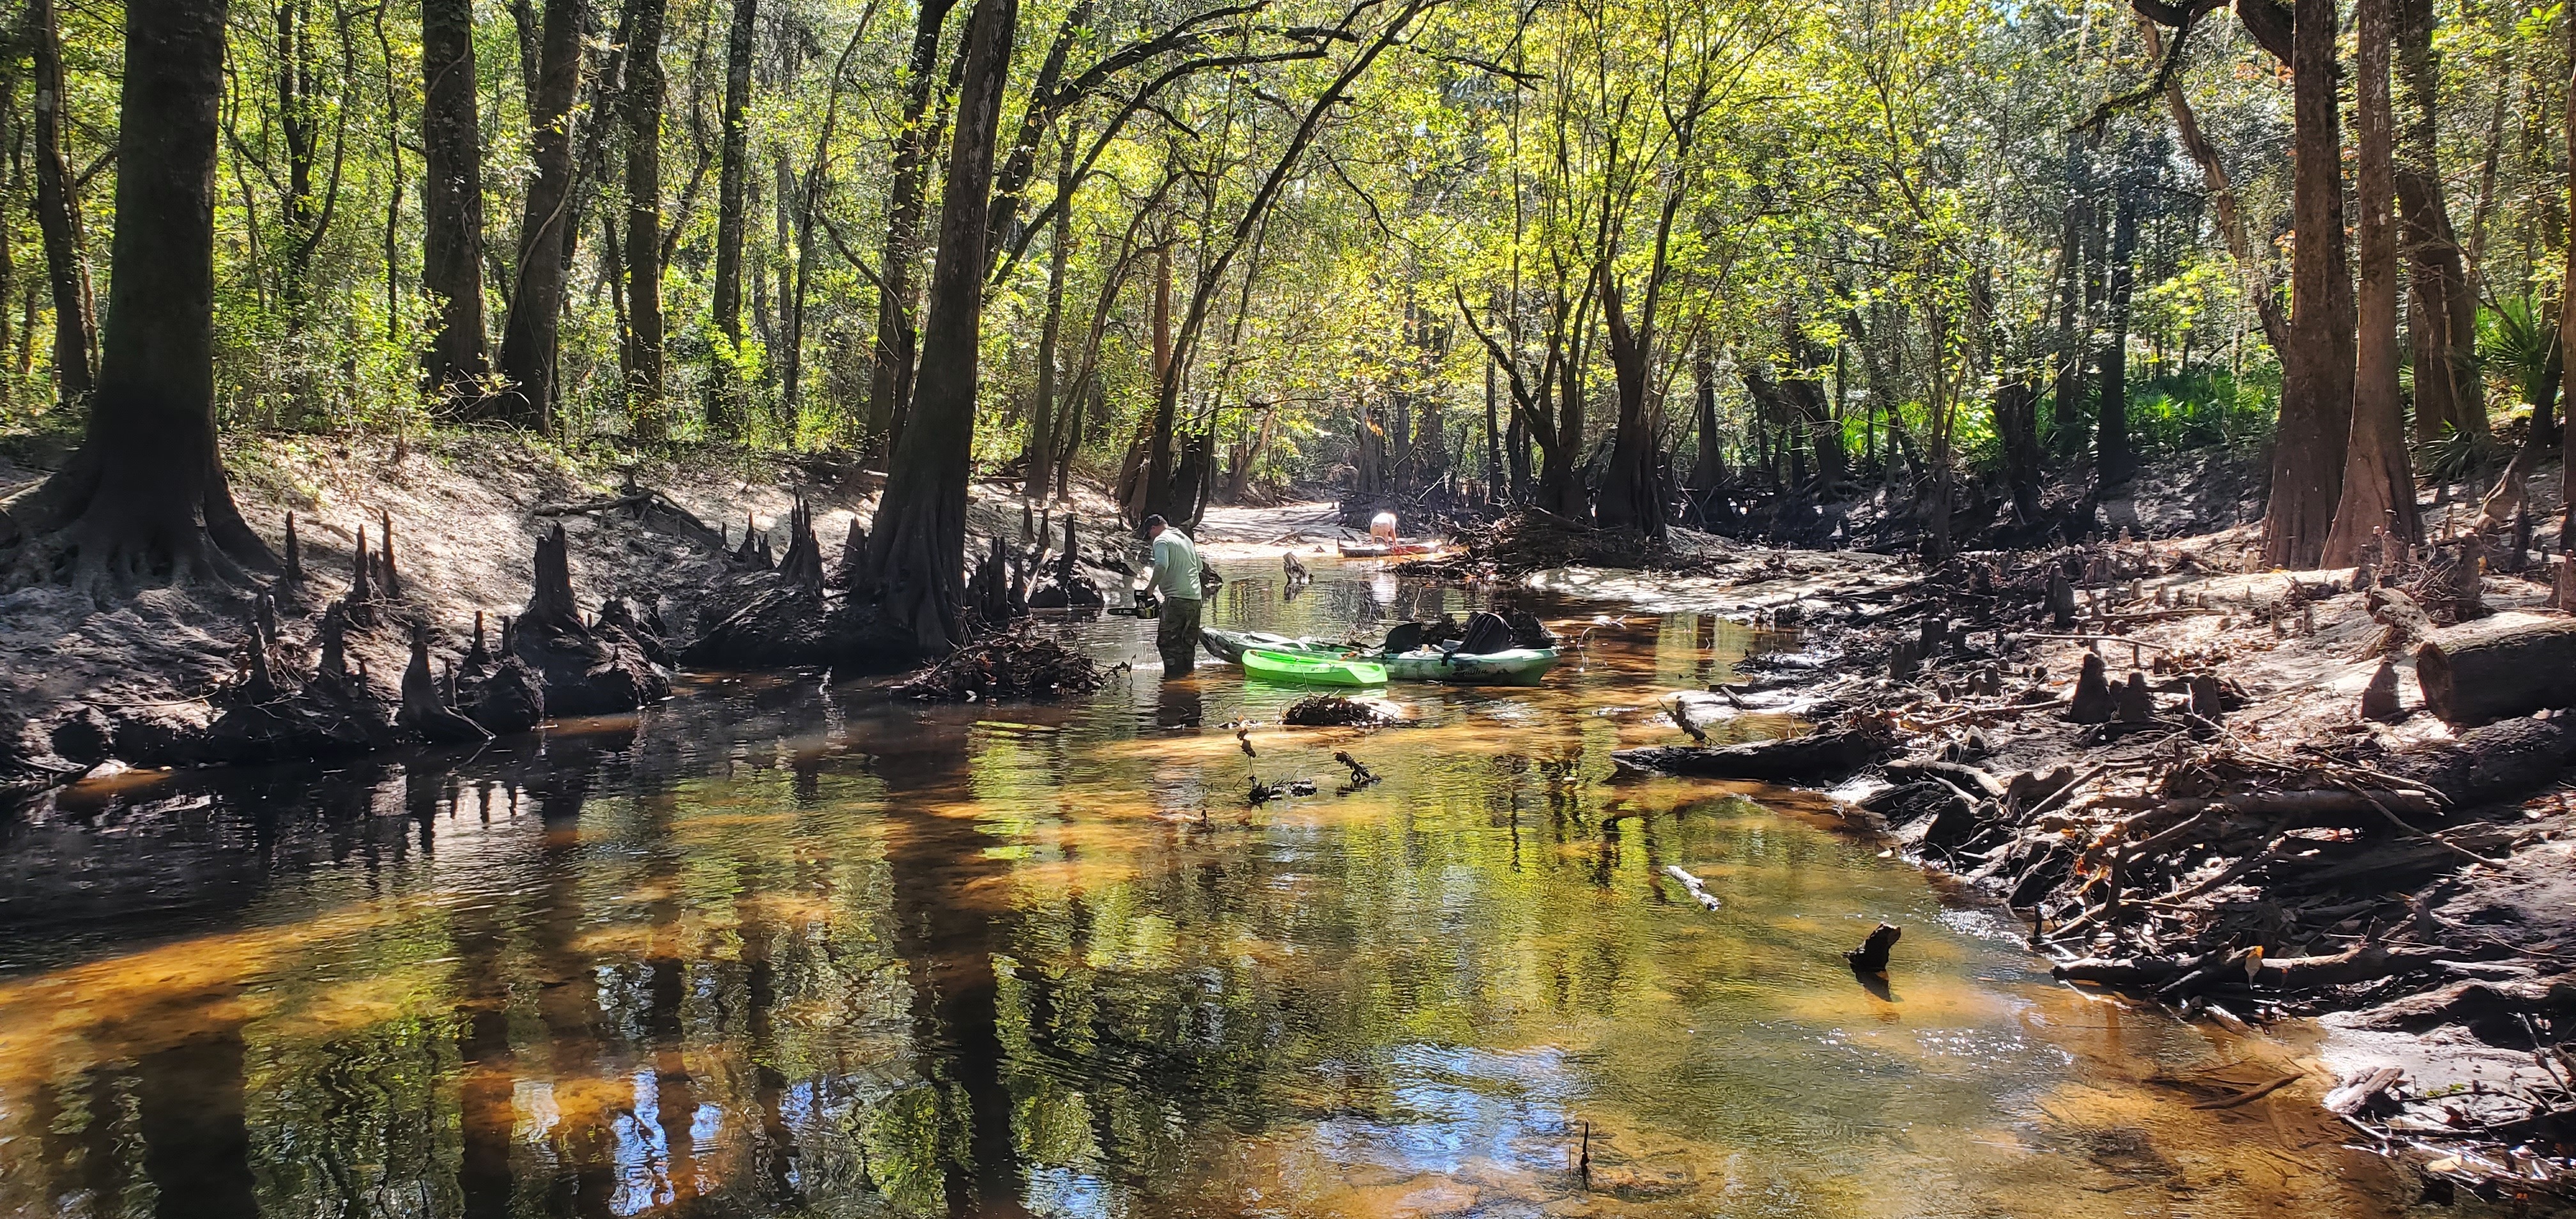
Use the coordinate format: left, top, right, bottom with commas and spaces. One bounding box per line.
0, 561, 2443, 1216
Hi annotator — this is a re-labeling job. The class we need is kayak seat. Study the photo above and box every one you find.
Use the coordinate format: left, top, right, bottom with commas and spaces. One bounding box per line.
1455, 611, 1515, 657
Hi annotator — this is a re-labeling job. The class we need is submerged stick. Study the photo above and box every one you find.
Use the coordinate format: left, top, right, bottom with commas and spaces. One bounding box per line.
1661, 864, 1721, 911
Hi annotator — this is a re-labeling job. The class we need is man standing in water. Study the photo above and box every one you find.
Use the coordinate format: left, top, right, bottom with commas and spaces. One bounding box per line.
1137, 514, 1203, 673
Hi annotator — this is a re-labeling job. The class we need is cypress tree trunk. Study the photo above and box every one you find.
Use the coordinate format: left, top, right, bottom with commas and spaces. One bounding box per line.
1690, 344, 1722, 493
2095, 181, 2138, 487
1997, 376, 2044, 520
0, 0, 275, 595
2266, 0, 2356, 569
707, 0, 756, 436
620, 0, 668, 441
860, 0, 1016, 653
1597, 262, 1661, 537
421, 0, 491, 405
2048, 131, 2088, 456
864, 0, 960, 455
28, 0, 94, 406
494, 0, 585, 431
2393, 0, 2481, 445
1136, 246, 1176, 521
2326, 0, 2421, 565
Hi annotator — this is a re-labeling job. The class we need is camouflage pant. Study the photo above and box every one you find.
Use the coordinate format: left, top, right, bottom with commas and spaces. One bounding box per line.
1156, 597, 1203, 673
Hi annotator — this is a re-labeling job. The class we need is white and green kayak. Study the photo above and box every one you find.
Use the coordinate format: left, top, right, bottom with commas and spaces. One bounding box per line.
1379, 647, 1558, 686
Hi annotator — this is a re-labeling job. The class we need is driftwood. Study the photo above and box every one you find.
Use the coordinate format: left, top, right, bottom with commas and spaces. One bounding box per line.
1246, 775, 1317, 804
1613, 722, 1896, 783
1882, 759, 2005, 799
2055, 942, 2454, 994
2416, 617, 2576, 726
1662, 865, 1722, 911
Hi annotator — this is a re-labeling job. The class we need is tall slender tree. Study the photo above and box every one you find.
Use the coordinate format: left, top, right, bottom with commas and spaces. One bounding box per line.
2095, 172, 2139, 487
2393, 0, 2480, 446
0, 0, 275, 595
493, 0, 587, 431
621, 0, 670, 441
864, 0, 962, 454
421, 0, 491, 405
27, 0, 93, 406
707, 0, 758, 435
1022, 131, 1075, 501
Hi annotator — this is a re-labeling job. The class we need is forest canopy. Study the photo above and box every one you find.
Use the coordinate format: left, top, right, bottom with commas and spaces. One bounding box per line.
0, 0, 2568, 602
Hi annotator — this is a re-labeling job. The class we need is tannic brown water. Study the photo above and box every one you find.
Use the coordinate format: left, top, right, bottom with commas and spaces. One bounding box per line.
0, 564, 2438, 1217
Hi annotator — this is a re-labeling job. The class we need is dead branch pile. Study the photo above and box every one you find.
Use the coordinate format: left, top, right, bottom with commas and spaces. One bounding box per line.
893, 630, 1105, 701
1936, 737, 2565, 1019
1282, 694, 1401, 727
1404, 510, 1675, 579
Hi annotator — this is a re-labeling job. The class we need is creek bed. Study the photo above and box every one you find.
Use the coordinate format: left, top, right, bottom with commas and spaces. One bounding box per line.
0, 561, 2452, 1217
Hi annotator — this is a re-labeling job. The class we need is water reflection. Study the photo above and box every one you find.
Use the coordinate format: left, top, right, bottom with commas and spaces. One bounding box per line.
0, 566, 2441, 1217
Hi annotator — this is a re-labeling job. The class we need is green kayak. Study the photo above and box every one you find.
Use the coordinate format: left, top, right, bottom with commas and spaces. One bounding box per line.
1204, 628, 1555, 686
1242, 648, 1388, 687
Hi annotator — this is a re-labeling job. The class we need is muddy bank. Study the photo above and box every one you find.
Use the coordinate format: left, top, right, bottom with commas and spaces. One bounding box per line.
0, 432, 1146, 789
1472, 516, 2576, 1202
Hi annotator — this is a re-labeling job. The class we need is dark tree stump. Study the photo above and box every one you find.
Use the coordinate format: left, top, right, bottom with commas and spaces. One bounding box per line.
2048, 572, 2077, 627
2113, 671, 2154, 723
776, 498, 824, 590
2361, 659, 2402, 721
398, 622, 489, 743
282, 512, 304, 583
460, 655, 545, 734
2067, 652, 2113, 724
461, 610, 492, 675
204, 601, 394, 762
1845, 924, 1902, 974
2187, 673, 2225, 720
514, 523, 670, 715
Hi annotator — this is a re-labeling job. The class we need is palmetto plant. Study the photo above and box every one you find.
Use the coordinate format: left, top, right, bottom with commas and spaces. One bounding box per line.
2480, 296, 2555, 413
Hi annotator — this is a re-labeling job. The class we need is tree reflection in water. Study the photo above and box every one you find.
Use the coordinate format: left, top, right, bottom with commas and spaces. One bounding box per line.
0, 583, 2424, 1218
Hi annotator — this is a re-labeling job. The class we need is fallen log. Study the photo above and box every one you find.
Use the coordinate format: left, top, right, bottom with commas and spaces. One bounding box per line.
2393, 714, 2576, 808
2416, 617, 2576, 726
1612, 723, 1894, 783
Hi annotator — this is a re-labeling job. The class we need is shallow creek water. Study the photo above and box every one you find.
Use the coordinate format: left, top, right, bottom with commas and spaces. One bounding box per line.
0, 562, 2446, 1217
